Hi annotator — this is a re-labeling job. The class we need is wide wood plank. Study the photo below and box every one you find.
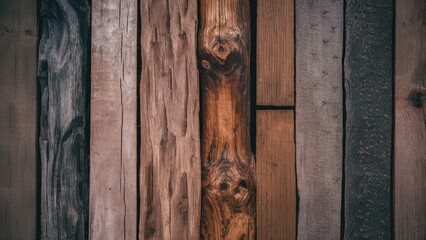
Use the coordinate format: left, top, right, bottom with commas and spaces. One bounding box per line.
395, 0, 426, 239
344, 1, 393, 239
256, 110, 296, 240
295, 1, 343, 239
0, 1, 37, 239
90, 0, 137, 239
139, 1, 201, 239
38, 0, 90, 238
257, 0, 294, 106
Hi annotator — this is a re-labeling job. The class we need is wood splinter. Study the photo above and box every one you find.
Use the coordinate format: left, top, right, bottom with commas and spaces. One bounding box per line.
199, 1, 256, 239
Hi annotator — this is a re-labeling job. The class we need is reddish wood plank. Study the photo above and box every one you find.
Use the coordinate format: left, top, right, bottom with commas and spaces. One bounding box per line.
257, 0, 294, 106
256, 110, 296, 239
395, 0, 426, 239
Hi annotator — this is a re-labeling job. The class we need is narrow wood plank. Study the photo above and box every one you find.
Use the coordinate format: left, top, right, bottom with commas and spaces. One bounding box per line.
139, 1, 201, 239
257, 0, 294, 106
295, 1, 343, 239
395, 0, 426, 239
90, 0, 137, 239
344, 1, 393, 239
256, 110, 296, 240
0, 1, 37, 239
199, 0, 256, 238
38, 0, 90, 238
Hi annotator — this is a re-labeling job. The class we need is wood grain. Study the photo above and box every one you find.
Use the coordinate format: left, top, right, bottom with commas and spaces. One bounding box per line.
0, 0, 37, 239
395, 0, 426, 239
198, 0, 255, 239
344, 1, 393, 239
256, 110, 296, 240
295, 1, 343, 239
90, 0, 137, 239
257, 0, 294, 106
139, 0, 201, 239
38, 0, 90, 239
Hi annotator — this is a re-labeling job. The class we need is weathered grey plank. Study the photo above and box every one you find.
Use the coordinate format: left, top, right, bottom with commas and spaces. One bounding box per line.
295, 1, 343, 239
0, 0, 37, 239
257, 110, 296, 240
395, 0, 426, 239
90, 0, 137, 239
38, 0, 90, 238
344, 1, 393, 239
257, 0, 294, 106
139, 0, 201, 239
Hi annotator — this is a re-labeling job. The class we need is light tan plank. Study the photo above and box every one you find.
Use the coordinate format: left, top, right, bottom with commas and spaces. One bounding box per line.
257, 0, 294, 106
256, 110, 296, 240
0, 0, 37, 239
395, 0, 426, 239
139, 0, 201, 239
90, 0, 137, 239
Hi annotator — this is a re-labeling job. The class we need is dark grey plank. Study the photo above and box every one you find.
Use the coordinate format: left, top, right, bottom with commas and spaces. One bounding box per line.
344, 1, 393, 239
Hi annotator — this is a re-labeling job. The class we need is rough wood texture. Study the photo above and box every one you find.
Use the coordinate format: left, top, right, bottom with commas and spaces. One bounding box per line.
90, 0, 137, 239
395, 0, 426, 239
256, 111, 295, 240
199, 0, 255, 239
38, 0, 89, 238
139, 0, 201, 239
257, 0, 294, 106
0, 0, 37, 239
295, 1, 343, 239
344, 1, 393, 239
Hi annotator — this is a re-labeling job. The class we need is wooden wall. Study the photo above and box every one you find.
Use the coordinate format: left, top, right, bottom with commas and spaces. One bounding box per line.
1, 0, 425, 239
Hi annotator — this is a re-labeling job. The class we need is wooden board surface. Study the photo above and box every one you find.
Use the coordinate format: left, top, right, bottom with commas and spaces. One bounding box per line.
139, 0, 201, 239
90, 0, 137, 239
256, 110, 296, 240
257, 0, 294, 106
0, 1, 37, 239
38, 0, 90, 238
344, 1, 393, 239
395, 0, 426, 239
295, 1, 343, 239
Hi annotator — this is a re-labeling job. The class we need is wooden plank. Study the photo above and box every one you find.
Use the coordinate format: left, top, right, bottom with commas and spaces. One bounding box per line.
90, 0, 137, 239
0, 0, 37, 239
139, 0, 201, 239
38, 1, 90, 239
295, 1, 343, 239
257, 0, 294, 106
395, 0, 426, 239
199, 0, 255, 239
344, 1, 393, 239
256, 110, 296, 240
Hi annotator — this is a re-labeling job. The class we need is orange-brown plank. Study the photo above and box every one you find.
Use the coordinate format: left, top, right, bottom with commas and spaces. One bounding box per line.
256, 110, 296, 239
257, 0, 294, 106
395, 0, 426, 238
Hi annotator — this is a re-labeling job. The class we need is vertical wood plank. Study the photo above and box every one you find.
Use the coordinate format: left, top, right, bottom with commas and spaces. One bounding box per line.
344, 1, 393, 239
257, 0, 294, 106
38, 0, 90, 238
90, 0, 137, 239
395, 0, 426, 239
295, 1, 343, 239
139, 0, 201, 239
0, 0, 37, 239
256, 110, 296, 240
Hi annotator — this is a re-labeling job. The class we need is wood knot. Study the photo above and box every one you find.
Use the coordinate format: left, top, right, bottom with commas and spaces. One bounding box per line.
409, 89, 424, 107
201, 60, 211, 69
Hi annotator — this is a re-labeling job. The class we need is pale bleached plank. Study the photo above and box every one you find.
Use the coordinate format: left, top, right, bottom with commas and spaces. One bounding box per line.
90, 0, 137, 239
139, 0, 201, 239
257, 0, 294, 106
295, 1, 343, 239
256, 110, 296, 240
395, 0, 426, 239
0, 0, 37, 239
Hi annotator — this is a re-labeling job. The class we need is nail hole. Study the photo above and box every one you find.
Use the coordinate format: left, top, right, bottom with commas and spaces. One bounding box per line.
220, 182, 229, 191
238, 180, 248, 189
